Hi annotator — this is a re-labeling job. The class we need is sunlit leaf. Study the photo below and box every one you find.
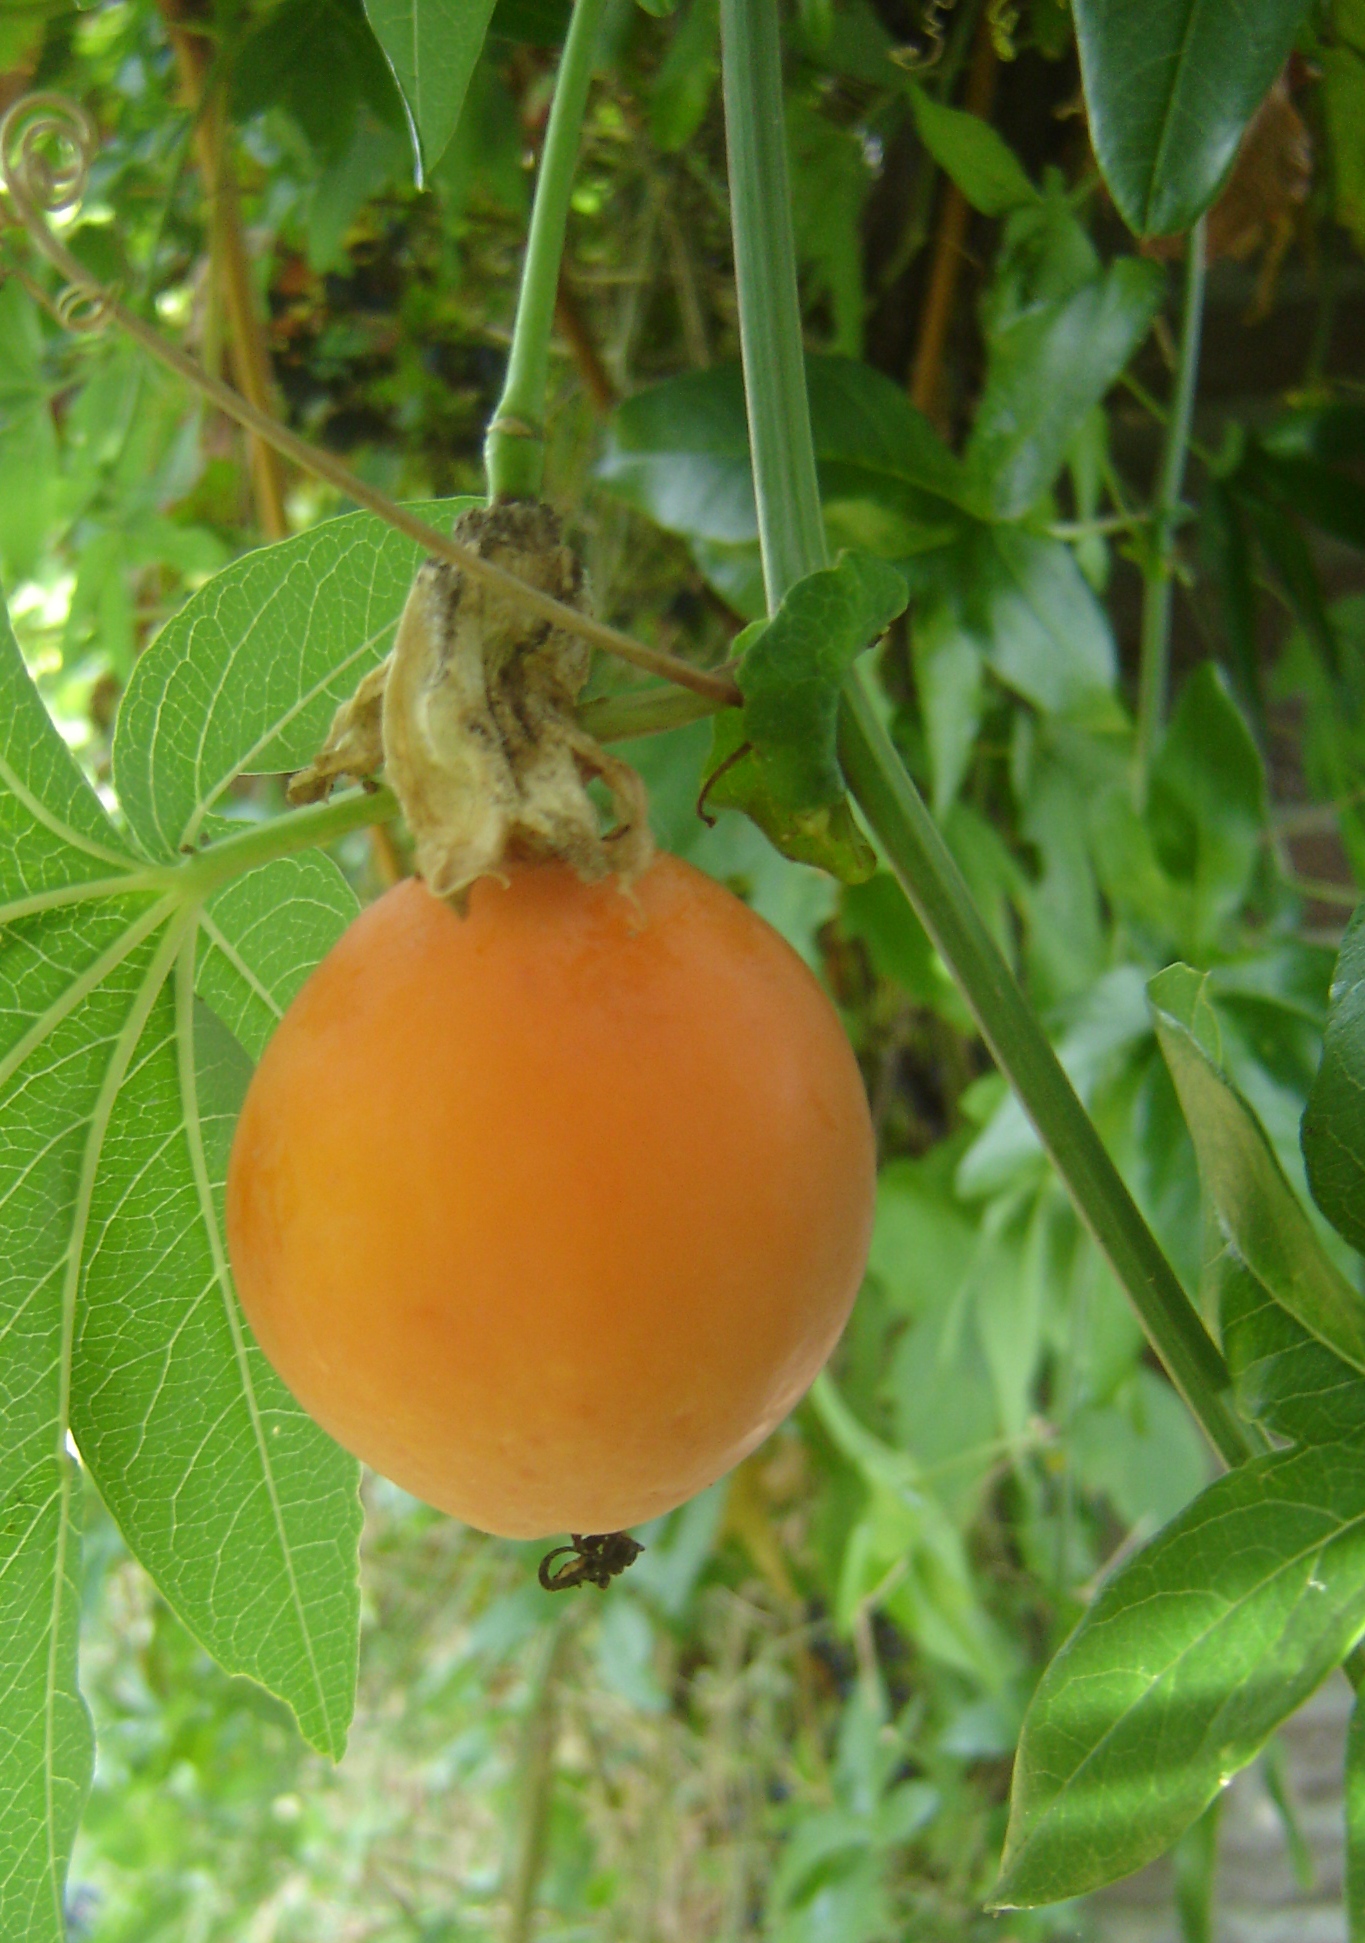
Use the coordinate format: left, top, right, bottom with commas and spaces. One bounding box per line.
909, 84, 1038, 217
597, 357, 977, 594
995, 1442, 1365, 1906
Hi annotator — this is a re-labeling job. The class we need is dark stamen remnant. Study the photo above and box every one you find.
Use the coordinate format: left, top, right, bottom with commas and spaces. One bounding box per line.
538, 1531, 644, 1592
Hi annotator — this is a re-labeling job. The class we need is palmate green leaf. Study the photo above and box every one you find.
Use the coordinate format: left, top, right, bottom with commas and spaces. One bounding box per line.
199, 853, 361, 1061
1073, 0, 1314, 237
1150, 964, 1365, 1378
362, 0, 500, 181
0, 517, 415, 1923
0, 607, 133, 1939
1303, 903, 1365, 1260
70, 924, 361, 1760
113, 500, 470, 859
993, 1442, 1365, 1907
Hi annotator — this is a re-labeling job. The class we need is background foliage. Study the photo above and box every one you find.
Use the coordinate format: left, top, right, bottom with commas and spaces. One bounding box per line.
2, 0, 1365, 1937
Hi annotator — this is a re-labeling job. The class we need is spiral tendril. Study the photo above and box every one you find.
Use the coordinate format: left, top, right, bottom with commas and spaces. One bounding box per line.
986, 0, 1019, 59
0, 93, 97, 218
890, 0, 957, 74
0, 93, 115, 332
55, 283, 113, 332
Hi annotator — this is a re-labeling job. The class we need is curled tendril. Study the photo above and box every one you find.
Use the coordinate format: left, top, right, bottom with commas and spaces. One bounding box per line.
889, 0, 957, 73
0, 93, 97, 218
986, 0, 1019, 60
0, 93, 114, 332
54, 283, 113, 332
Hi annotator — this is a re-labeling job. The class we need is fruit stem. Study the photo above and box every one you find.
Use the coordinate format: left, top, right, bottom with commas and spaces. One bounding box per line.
718, 0, 1251, 1469
177, 786, 401, 894
485, 0, 610, 502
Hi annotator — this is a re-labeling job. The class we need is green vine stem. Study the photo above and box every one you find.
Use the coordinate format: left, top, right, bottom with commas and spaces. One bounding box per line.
719, 0, 825, 608
0, 94, 737, 711
836, 684, 1251, 1467
717, 0, 1251, 1469
485, 0, 609, 502
1134, 214, 1207, 807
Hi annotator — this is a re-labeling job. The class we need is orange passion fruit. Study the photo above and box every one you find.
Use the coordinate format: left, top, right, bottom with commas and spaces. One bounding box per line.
225, 854, 876, 1538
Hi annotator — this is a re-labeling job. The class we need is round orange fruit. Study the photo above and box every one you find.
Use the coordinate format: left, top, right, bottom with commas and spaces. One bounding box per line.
225, 855, 875, 1538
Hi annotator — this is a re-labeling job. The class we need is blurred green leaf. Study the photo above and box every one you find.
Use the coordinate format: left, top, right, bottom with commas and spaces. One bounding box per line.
995, 1441, 1365, 1906
961, 965, 1152, 1196
967, 257, 1163, 518
1151, 964, 1365, 1377
363, 0, 501, 179
649, 0, 719, 150
1323, 26, 1365, 250
1072, 0, 1314, 235
1069, 1368, 1211, 1531
1304, 903, 1365, 1258
1147, 662, 1265, 949
840, 873, 969, 1021
909, 523, 1118, 722
1173, 1796, 1223, 1943
788, 101, 875, 357
597, 357, 977, 567
1199, 478, 1262, 731
1249, 451, 1365, 556
908, 84, 1038, 216
911, 605, 982, 818
234, 0, 407, 160
813, 1374, 1016, 1690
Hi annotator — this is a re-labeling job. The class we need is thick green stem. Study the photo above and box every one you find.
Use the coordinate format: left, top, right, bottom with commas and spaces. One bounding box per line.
485, 0, 608, 502
1134, 216, 1207, 806
718, 0, 1249, 1469
719, 0, 827, 603
836, 681, 1249, 1466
